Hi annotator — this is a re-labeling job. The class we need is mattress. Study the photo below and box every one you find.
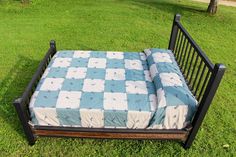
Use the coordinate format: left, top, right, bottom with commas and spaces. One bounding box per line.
29, 49, 197, 129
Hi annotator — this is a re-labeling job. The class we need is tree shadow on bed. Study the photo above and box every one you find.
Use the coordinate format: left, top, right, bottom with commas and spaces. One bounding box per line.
0, 55, 40, 138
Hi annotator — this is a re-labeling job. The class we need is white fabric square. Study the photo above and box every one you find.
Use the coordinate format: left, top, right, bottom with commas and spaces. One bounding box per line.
149, 64, 158, 79
32, 108, 60, 126
163, 105, 188, 129
56, 91, 81, 108
106, 51, 124, 59
139, 52, 147, 61
51, 58, 72, 67
126, 81, 148, 94
156, 88, 167, 108
105, 69, 125, 80
40, 78, 64, 91
104, 93, 128, 110
149, 94, 157, 111
144, 49, 152, 57
73, 51, 90, 58
144, 70, 152, 82
153, 53, 172, 63
82, 79, 105, 92
80, 109, 104, 128
160, 73, 183, 86
124, 59, 143, 70
88, 58, 106, 69
127, 111, 151, 129
66, 67, 87, 79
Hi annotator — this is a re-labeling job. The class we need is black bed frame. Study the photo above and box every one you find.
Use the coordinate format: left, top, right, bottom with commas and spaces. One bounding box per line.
13, 14, 225, 149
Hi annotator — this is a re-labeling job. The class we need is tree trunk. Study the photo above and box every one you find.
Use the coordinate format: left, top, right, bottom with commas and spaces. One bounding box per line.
207, 0, 219, 14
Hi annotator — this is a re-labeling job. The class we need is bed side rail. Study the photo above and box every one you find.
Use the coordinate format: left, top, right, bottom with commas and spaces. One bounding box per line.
13, 40, 57, 145
168, 14, 226, 148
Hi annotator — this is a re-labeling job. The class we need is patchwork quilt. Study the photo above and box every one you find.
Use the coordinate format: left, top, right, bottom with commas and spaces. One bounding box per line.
29, 49, 197, 129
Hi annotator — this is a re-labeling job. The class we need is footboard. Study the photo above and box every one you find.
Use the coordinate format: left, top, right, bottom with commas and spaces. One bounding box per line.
168, 14, 226, 148
13, 41, 57, 145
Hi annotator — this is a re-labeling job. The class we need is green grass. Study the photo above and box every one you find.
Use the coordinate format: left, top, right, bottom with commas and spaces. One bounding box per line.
0, 0, 235, 156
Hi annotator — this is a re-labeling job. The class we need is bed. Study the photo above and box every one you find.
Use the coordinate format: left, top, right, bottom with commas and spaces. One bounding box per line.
13, 14, 226, 148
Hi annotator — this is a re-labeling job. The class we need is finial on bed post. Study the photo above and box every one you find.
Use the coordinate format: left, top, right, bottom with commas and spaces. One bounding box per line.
168, 14, 181, 51
174, 14, 181, 22
50, 40, 57, 53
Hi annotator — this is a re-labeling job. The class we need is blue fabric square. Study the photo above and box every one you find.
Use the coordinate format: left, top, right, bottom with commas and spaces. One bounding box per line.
30, 112, 39, 125
106, 59, 125, 69
146, 55, 155, 66
104, 110, 127, 127
149, 108, 165, 126
149, 48, 172, 54
57, 108, 81, 126
57, 51, 74, 58
86, 68, 105, 79
34, 91, 59, 107
61, 79, 84, 91
124, 52, 141, 60
164, 86, 197, 109
146, 81, 156, 94
90, 51, 107, 58
104, 80, 126, 93
141, 60, 149, 70
47, 68, 68, 78
163, 86, 197, 121
125, 69, 145, 81
80, 92, 104, 109
155, 62, 180, 73
127, 94, 150, 111
153, 75, 163, 90
71, 58, 88, 67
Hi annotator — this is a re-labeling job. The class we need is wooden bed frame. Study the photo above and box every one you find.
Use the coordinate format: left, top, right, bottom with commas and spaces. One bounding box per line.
13, 14, 226, 149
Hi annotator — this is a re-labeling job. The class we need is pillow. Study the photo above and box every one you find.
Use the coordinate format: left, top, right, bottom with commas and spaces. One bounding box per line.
145, 48, 197, 129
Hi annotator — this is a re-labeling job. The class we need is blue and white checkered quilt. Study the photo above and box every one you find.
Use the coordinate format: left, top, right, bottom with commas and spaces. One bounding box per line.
29, 50, 197, 129
144, 48, 197, 129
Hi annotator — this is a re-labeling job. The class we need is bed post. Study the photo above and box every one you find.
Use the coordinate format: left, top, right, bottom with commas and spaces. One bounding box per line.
184, 63, 226, 149
13, 98, 36, 145
50, 40, 57, 55
168, 14, 181, 51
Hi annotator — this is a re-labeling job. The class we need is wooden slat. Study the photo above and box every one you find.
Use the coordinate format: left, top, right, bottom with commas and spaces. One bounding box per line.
194, 64, 206, 96
176, 32, 184, 60
198, 70, 211, 101
189, 55, 199, 87
34, 130, 188, 141
178, 36, 187, 64
180, 40, 189, 68
192, 60, 203, 92
183, 46, 193, 75
174, 29, 182, 55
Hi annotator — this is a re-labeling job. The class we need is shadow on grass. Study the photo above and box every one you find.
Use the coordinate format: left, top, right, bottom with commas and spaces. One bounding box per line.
0, 55, 39, 137
131, 0, 206, 14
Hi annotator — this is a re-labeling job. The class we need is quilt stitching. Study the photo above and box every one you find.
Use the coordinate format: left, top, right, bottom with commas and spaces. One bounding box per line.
30, 51, 156, 129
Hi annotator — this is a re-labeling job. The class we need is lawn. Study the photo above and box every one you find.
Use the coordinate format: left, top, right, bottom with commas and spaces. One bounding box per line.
0, 0, 235, 156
